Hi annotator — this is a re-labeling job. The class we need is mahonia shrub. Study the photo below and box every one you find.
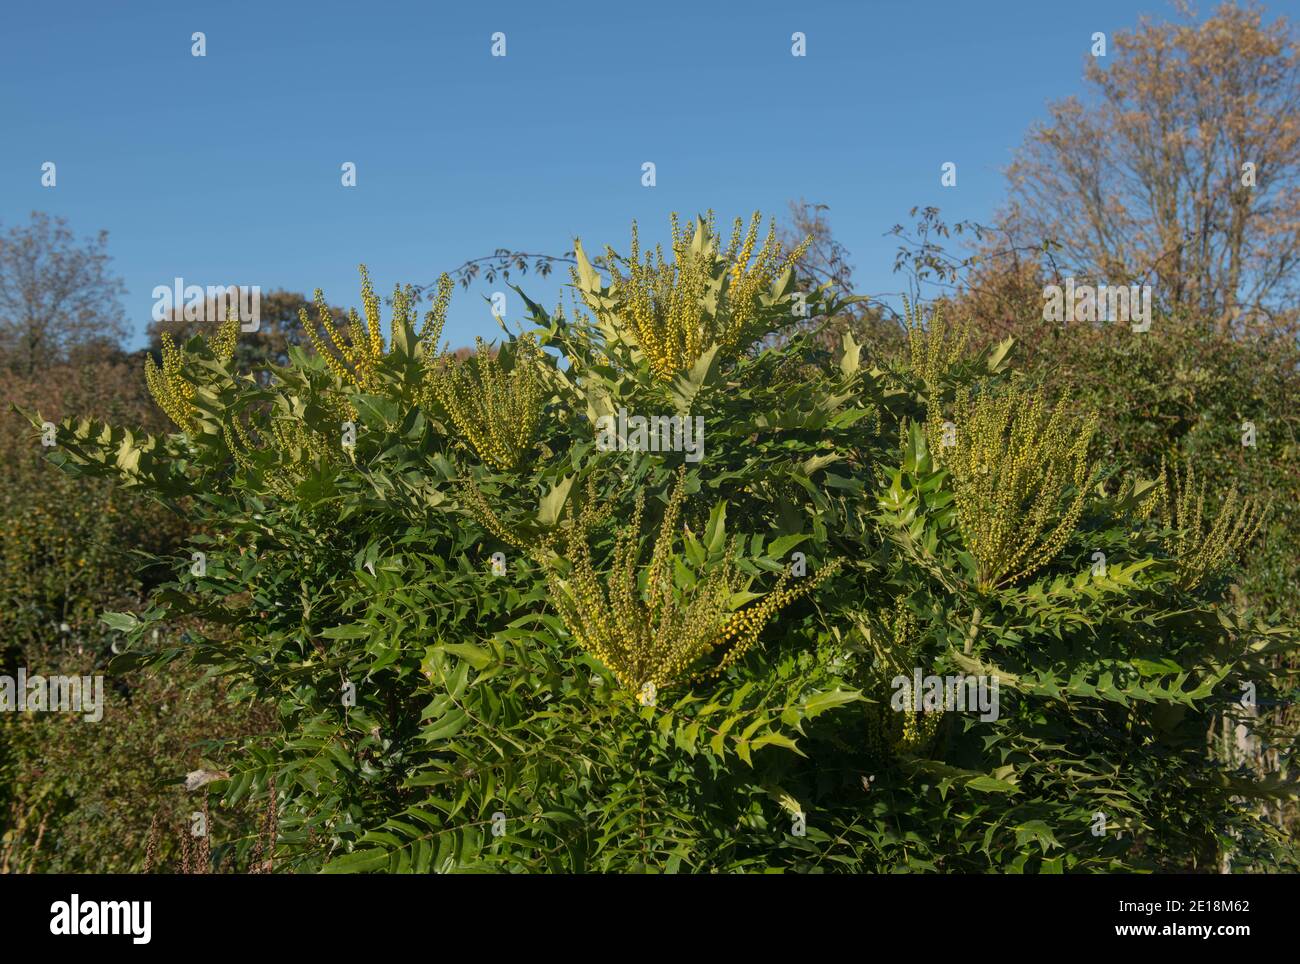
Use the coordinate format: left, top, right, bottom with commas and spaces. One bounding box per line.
420, 334, 547, 471
33, 211, 1299, 873
543, 470, 842, 693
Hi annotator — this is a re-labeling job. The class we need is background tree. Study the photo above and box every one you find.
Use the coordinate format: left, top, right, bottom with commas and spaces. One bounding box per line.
1002, 2, 1300, 333
0, 213, 128, 375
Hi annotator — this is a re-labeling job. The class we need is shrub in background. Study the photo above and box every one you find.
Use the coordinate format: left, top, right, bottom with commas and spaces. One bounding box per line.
0, 356, 268, 873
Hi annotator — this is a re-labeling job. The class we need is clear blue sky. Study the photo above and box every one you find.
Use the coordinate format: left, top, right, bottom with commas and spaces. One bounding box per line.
0, 0, 1242, 351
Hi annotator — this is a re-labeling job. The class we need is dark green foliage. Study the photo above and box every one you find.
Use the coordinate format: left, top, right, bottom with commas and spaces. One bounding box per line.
36, 228, 1298, 872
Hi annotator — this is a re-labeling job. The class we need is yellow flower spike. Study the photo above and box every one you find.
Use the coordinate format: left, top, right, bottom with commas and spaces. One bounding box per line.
301, 290, 352, 384
301, 265, 431, 399
573, 212, 811, 381
544, 471, 841, 694
225, 404, 341, 498
421, 273, 454, 346
928, 380, 1099, 592
421, 334, 546, 472
209, 308, 240, 364
861, 596, 941, 757
144, 312, 240, 432
904, 297, 970, 389
1156, 459, 1266, 590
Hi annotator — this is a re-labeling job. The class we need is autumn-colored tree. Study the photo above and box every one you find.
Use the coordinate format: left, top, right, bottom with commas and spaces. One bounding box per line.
1002, 2, 1300, 333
